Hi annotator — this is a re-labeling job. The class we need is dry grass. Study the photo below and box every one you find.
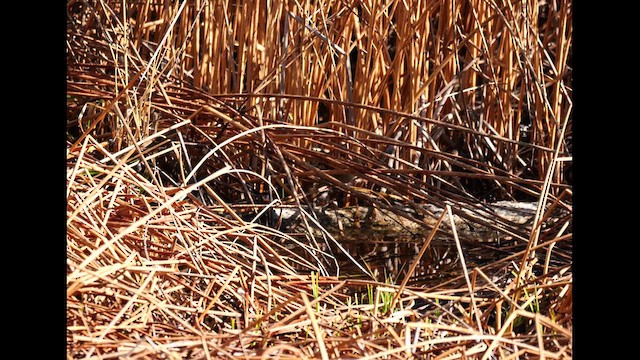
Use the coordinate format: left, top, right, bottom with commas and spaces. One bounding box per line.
67, 0, 572, 358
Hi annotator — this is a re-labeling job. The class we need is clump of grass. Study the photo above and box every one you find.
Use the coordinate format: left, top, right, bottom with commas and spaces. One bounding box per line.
67, 0, 571, 358
66, 132, 571, 358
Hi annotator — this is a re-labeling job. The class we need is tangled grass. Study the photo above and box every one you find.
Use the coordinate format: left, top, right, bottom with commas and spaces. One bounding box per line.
67, 0, 572, 358
66, 134, 572, 358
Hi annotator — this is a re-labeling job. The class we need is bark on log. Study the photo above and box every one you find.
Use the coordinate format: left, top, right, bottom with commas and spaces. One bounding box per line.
273, 201, 556, 243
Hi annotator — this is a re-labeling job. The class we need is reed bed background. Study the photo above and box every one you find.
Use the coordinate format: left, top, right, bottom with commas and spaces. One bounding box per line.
67, 0, 572, 358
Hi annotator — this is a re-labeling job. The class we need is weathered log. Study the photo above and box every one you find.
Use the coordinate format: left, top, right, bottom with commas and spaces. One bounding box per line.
274, 201, 555, 243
